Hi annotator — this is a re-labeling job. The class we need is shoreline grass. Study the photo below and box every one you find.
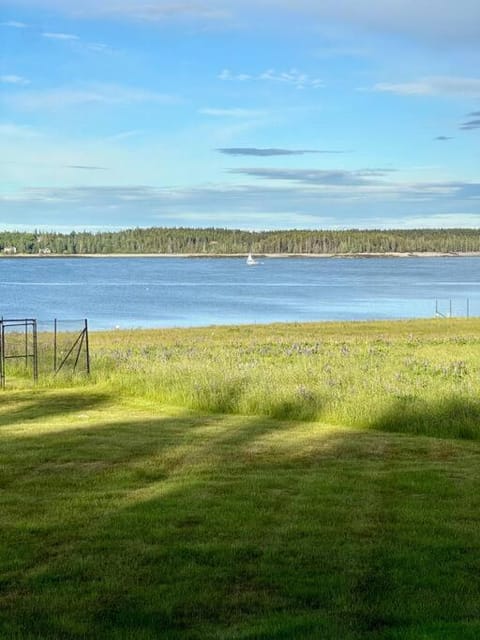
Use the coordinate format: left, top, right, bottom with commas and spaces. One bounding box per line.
83, 318, 480, 440
2, 319, 480, 638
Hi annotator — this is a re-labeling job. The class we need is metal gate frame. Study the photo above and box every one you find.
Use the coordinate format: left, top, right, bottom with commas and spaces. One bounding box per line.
0, 318, 38, 389
0, 317, 90, 388
53, 318, 90, 375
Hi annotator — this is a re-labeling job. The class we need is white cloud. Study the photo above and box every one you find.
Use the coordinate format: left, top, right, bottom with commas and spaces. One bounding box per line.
15, 1, 232, 24
0, 123, 41, 138
42, 31, 80, 40
106, 3, 232, 22
199, 107, 268, 118
259, 69, 323, 89
0, 222, 121, 231
5, 84, 181, 110
85, 42, 115, 54
219, 68, 323, 89
0, 75, 30, 85
0, 20, 28, 28
273, 0, 480, 45
385, 213, 480, 228
42, 31, 117, 54
218, 70, 252, 81
373, 76, 480, 97
313, 45, 369, 59
5, 0, 480, 45
104, 129, 144, 141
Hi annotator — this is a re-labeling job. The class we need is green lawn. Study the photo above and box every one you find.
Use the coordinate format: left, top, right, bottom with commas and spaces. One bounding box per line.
1, 320, 480, 638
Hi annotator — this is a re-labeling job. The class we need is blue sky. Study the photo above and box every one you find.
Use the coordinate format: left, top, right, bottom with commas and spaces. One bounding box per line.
1, 0, 479, 231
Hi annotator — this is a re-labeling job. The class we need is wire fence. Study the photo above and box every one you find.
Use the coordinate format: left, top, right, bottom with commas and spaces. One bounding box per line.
1, 318, 89, 388
434, 298, 474, 319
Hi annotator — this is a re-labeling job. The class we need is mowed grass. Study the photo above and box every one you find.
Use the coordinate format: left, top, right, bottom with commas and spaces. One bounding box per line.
1, 319, 480, 638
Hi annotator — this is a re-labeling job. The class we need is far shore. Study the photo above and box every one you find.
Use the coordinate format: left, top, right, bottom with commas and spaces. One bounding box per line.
2, 251, 480, 259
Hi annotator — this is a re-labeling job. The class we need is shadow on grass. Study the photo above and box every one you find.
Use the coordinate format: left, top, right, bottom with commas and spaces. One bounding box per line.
1, 397, 480, 639
0, 390, 112, 428
268, 394, 323, 421
371, 395, 480, 441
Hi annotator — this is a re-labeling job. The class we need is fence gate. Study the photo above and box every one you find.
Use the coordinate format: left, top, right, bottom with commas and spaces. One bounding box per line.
0, 317, 90, 388
53, 319, 90, 375
0, 318, 38, 389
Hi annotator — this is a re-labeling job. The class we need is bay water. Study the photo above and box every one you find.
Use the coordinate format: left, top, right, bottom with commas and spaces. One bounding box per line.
0, 256, 479, 330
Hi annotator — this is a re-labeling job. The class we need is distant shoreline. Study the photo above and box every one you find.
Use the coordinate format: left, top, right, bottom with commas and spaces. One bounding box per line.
2, 251, 480, 259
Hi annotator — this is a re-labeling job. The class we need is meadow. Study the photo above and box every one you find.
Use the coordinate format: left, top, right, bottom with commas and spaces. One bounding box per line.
1, 319, 480, 638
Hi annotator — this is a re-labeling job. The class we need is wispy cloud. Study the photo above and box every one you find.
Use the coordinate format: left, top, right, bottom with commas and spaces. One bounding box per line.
388, 213, 480, 229
229, 167, 395, 186
373, 76, 480, 97
435, 136, 453, 140
12, 0, 480, 45
3, 1, 480, 46
460, 111, 480, 130
0, 123, 41, 138
5, 180, 479, 206
199, 107, 268, 118
0, 20, 27, 28
259, 69, 324, 89
98, 3, 232, 23
219, 68, 323, 89
314, 45, 369, 59
65, 165, 109, 170
2, 20, 113, 55
40, 30, 115, 54
104, 129, 144, 141
1, 160, 107, 170
42, 31, 80, 41
217, 148, 345, 156
5, 84, 181, 110
85, 42, 116, 54
460, 119, 480, 130
0, 75, 30, 85
218, 70, 252, 81
3, 179, 480, 231
276, 0, 480, 46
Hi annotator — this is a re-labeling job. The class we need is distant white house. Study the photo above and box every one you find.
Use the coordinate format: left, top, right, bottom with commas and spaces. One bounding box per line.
39, 248, 52, 254
3, 246, 17, 255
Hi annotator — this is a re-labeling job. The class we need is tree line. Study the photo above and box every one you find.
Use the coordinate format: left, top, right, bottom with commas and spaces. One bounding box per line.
1, 227, 480, 255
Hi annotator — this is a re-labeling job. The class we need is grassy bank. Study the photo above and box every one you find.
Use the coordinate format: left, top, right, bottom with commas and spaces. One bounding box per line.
83, 318, 480, 440
1, 319, 480, 638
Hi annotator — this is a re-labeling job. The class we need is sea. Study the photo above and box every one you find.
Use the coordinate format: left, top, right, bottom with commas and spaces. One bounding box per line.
0, 256, 479, 330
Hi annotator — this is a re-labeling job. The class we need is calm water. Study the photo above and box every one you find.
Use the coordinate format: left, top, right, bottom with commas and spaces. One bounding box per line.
0, 257, 479, 330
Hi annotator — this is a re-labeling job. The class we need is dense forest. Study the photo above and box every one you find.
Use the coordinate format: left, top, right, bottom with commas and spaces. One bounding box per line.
1, 228, 480, 255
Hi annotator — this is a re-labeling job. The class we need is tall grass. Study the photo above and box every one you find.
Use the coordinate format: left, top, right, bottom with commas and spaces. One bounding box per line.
21, 318, 477, 441
5, 318, 480, 438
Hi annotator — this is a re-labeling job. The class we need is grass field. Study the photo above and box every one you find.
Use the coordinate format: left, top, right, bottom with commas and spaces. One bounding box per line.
1, 319, 480, 638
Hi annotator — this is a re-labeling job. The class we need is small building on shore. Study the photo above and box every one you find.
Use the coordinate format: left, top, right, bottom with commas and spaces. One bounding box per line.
3, 246, 17, 255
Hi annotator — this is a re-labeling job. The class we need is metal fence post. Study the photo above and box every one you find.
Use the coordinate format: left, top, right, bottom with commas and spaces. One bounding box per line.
84, 319, 90, 375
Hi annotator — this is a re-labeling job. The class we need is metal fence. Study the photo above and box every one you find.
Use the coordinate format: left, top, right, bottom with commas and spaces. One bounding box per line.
0, 318, 89, 389
0, 318, 38, 388
434, 298, 473, 318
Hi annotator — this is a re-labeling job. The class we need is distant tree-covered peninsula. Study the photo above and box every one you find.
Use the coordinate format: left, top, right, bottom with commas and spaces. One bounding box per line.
1, 228, 480, 255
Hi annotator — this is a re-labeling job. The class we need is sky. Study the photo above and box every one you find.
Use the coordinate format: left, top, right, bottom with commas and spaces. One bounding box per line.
0, 0, 479, 231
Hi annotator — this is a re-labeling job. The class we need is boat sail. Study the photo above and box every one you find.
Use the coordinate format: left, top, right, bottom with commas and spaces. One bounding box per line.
246, 252, 258, 265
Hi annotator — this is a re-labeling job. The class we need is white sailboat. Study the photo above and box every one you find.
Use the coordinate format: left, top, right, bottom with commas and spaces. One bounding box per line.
246, 252, 258, 265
